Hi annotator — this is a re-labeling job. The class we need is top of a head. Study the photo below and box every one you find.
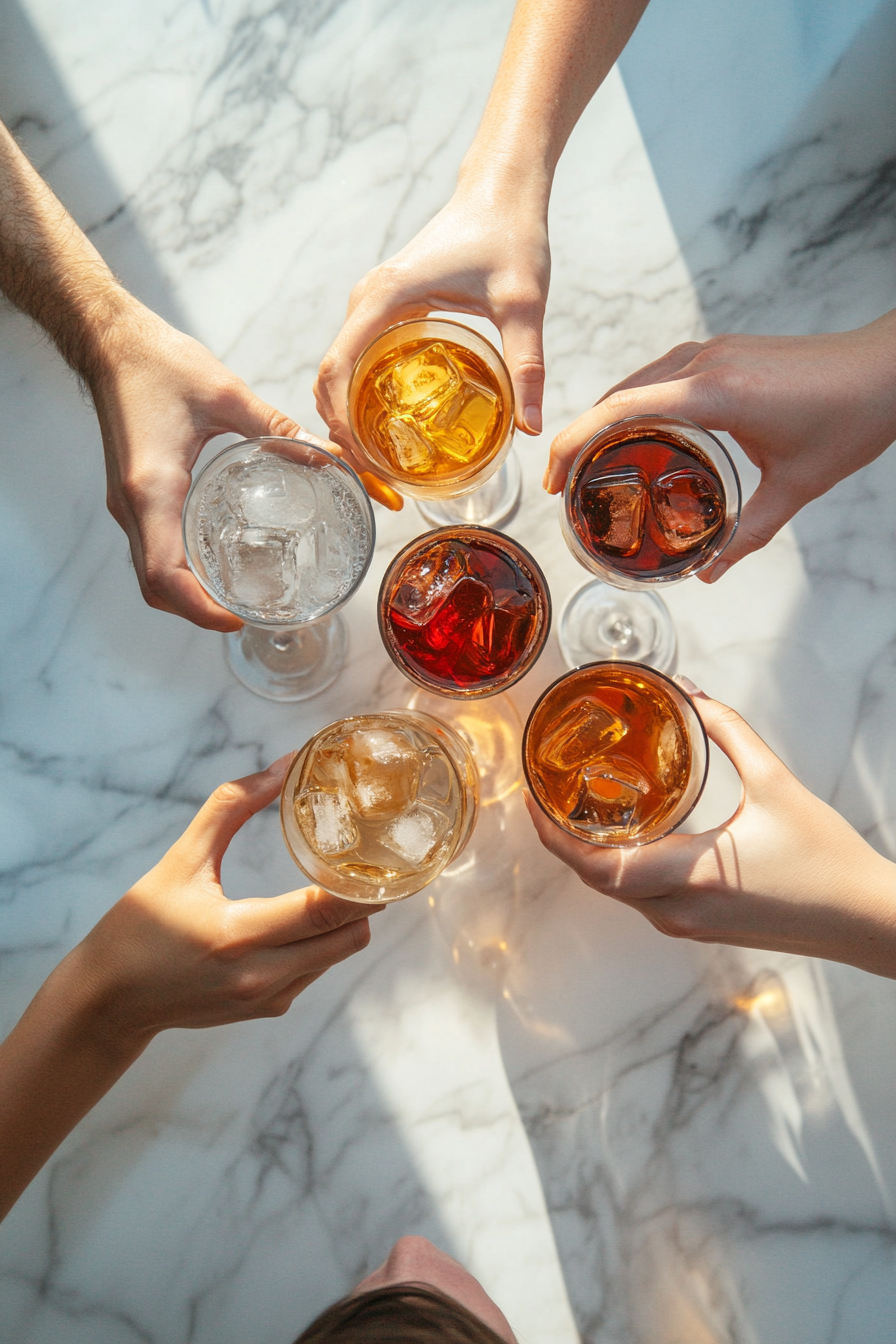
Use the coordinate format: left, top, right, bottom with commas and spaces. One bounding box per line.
294, 1284, 510, 1344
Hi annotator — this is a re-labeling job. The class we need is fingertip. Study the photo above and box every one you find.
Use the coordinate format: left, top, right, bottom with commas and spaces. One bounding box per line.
523, 404, 542, 435
361, 473, 404, 511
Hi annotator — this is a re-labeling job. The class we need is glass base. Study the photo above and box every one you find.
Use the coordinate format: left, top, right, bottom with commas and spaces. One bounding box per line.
415, 450, 522, 530
225, 614, 347, 701
558, 579, 677, 674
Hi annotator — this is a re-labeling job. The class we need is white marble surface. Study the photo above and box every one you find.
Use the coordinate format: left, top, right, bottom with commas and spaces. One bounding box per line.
1, 1, 896, 1340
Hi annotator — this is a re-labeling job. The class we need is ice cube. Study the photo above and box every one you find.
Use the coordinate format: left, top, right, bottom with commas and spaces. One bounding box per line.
656, 716, 686, 783
417, 749, 453, 806
429, 377, 498, 461
570, 765, 648, 833
383, 803, 448, 867
218, 524, 293, 613
345, 728, 421, 820
422, 576, 491, 651
377, 341, 462, 418
235, 460, 317, 529
483, 597, 536, 672
537, 697, 627, 772
580, 467, 648, 556
650, 468, 724, 556
385, 417, 437, 474
296, 789, 358, 857
391, 540, 469, 627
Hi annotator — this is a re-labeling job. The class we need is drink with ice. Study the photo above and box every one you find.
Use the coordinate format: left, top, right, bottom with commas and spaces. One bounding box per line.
347, 320, 515, 503
379, 526, 551, 698
281, 711, 479, 902
523, 662, 708, 846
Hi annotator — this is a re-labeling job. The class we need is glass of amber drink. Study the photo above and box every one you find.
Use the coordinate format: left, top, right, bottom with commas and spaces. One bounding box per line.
347, 318, 521, 528
558, 416, 741, 673
523, 662, 708, 847
378, 525, 551, 699
281, 710, 479, 902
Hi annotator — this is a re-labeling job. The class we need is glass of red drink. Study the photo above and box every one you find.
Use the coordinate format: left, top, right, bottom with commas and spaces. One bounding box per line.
378, 525, 551, 698
558, 416, 741, 673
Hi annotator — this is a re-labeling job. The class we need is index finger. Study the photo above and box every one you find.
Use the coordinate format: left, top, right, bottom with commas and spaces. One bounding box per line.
229, 884, 386, 948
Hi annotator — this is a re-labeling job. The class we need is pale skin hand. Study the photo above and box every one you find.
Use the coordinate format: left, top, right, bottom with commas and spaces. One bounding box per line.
0, 755, 382, 1222
526, 690, 896, 977
314, 0, 648, 455
0, 120, 328, 631
544, 311, 896, 580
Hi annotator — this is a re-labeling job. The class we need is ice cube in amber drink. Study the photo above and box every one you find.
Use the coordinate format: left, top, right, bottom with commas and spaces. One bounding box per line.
281, 711, 479, 902
563, 417, 740, 586
347, 320, 515, 496
379, 526, 551, 699
523, 662, 708, 846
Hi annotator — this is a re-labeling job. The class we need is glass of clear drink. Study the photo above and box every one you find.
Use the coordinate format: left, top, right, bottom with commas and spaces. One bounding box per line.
378, 525, 551, 699
558, 416, 741, 674
347, 318, 521, 529
523, 661, 708, 847
281, 710, 479, 902
183, 437, 375, 701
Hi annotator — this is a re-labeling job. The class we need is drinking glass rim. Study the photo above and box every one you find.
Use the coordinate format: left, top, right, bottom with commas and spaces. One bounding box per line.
521, 658, 710, 848
345, 317, 516, 491
182, 434, 376, 627
377, 523, 553, 699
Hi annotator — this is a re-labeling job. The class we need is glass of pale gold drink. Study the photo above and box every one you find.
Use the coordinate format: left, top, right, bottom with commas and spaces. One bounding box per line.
281, 710, 479, 902
347, 319, 520, 528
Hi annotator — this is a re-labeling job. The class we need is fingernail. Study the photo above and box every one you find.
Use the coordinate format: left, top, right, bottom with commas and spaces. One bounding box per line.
707, 560, 728, 584
524, 404, 542, 434
674, 675, 704, 697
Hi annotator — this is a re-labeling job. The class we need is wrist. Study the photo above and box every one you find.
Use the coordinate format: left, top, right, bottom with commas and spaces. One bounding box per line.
38, 940, 155, 1067
455, 144, 552, 217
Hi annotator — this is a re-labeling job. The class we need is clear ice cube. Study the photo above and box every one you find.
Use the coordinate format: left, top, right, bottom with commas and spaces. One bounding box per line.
218, 524, 293, 613
656, 716, 686, 783
234, 460, 317, 529
570, 765, 649, 832
386, 417, 438, 474
581, 467, 648, 557
391, 540, 469, 626
650, 468, 724, 556
537, 697, 627, 772
417, 749, 453, 805
377, 341, 463, 419
296, 789, 359, 857
383, 803, 448, 867
345, 728, 422, 820
429, 377, 498, 461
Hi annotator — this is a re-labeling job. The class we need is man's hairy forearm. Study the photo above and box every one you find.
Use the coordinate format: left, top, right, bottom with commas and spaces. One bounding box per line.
0, 120, 136, 383
459, 0, 649, 198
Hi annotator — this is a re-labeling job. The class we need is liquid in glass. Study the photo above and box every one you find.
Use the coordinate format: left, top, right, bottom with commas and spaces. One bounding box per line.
379, 526, 550, 697
524, 663, 707, 845
281, 711, 478, 902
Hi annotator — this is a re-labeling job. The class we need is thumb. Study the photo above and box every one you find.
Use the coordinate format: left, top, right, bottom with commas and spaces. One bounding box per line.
687, 690, 782, 794
218, 387, 304, 442
500, 311, 546, 435
180, 753, 296, 870
700, 475, 797, 581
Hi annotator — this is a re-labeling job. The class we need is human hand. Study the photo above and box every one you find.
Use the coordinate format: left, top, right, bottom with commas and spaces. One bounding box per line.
314, 186, 550, 457
544, 312, 896, 580
89, 302, 334, 631
525, 688, 896, 979
65, 753, 380, 1046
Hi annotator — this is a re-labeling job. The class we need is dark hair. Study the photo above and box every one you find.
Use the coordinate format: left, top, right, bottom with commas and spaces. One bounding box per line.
294, 1283, 510, 1344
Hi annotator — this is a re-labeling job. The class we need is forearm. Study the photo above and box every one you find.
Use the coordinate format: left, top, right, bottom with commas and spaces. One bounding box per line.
0, 120, 135, 381
459, 0, 649, 199
0, 947, 148, 1222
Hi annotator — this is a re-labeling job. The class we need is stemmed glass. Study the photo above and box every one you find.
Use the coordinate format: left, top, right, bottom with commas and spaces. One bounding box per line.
558, 415, 741, 673
347, 318, 522, 529
281, 709, 479, 903
378, 525, 551, 699
183, 436, 375, 702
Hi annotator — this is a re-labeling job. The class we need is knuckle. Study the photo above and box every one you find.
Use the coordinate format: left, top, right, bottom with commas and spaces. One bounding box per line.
264, 994, 294, 1019
211, 779, 243, 808
512, 359, 546, 387
317, 351, 341, 384
305, 889, 345, 935
228, 967, 268, 1003
349, 918, 372, 953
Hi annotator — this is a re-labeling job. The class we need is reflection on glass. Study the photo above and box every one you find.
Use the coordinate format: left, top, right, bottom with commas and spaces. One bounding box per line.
183, 437, 374, 701
379, 526, 551, 700
523, 662, 708, 847
348, 318, 521, 528
281, 710, 478, 903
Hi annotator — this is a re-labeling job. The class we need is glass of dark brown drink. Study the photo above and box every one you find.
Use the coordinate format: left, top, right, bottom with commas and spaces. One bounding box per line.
378, 525, 551, 699
347, 318, 522, 528
558, 416, 741, 673
523, 662, 708, 846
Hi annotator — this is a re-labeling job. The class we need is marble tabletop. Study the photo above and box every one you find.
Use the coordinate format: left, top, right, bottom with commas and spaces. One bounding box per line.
1, 1, 896, 1341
